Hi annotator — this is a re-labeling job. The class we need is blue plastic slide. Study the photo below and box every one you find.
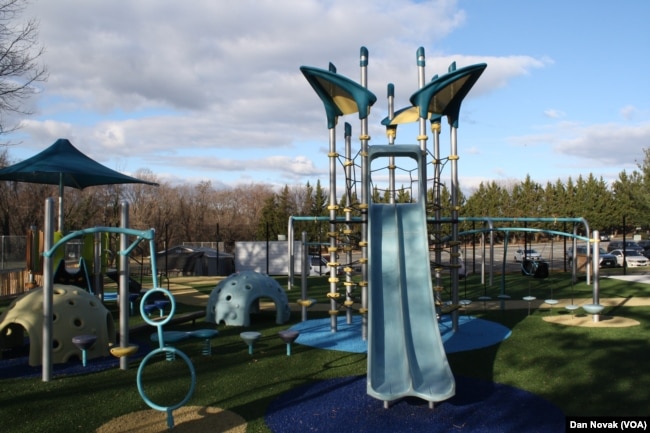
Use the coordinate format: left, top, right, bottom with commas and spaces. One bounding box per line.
367, 201, 455, 405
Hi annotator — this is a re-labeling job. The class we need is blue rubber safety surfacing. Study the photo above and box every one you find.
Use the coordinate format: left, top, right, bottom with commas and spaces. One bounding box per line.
0, 341, 149, 380
265, 375, 565, 433
290, 315, 511, 354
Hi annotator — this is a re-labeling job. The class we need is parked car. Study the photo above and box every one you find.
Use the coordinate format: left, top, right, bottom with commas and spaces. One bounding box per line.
309, 255, 341, 275
606, 240, 643, 254
636, 239, 650, 251
609, 249, 649, 267
599, 233, 610, 242
513, 248, 542, 262
566, 245, 618, 268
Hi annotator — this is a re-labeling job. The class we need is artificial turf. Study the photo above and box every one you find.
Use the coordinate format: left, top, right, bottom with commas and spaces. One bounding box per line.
0, 272, 649, 432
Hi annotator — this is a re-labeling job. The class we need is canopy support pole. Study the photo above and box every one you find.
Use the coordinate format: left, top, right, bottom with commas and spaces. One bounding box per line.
58, 173, 64, 233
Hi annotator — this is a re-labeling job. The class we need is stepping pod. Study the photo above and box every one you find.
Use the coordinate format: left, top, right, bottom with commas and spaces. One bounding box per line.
191, 329, 219, 356
72, 334, 97, 367
109, 344, 139, 359
240, 332, 261, 355
150, 331, 190, 361
523, 296, 536, 316
278, 330, 299, 356
582, 304, 605, 322
154, 299, 170, 317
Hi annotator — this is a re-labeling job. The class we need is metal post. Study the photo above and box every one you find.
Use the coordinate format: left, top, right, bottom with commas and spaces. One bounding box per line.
622, 215, 627, 276
287, 216, 294, 291
58, 174, 64, 233
359, 47, 369, 340
386, 84, 396, 204
592, 230, 601, 322
450, 125, 460, 332
328, 125, 338, 332
432, 118, 442, 306
301, 231, 308, 322
119, 201, 130, 370
416, 47, 427, 179
42, 198, 54, 382
94, 231, 102, 298
344, 123, 354, 325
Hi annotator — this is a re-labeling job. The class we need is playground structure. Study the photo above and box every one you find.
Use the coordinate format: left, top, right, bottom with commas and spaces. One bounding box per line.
35, 199, 201, 428
296, 47, 607, 407
205, 270, 291, 327
0, 284, 114, 366
137, 287, 197, 429
37, 200, 182, 380
297, 46, 487, 406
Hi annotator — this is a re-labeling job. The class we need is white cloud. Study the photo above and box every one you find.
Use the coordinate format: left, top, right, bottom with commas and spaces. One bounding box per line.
620, 105, 637, 120
544, 109, 564, 119
554, 122, 650, 165
12, 0, 583, 190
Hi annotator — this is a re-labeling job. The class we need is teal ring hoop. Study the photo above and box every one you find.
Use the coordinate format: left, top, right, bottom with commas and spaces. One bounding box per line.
140, 288, 176, 327
136, 346, 197, 412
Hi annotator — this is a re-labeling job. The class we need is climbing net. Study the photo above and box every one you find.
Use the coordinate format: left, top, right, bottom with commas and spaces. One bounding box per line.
321, 144, 460, 312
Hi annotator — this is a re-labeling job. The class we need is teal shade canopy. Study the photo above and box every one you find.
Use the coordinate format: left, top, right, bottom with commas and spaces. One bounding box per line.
410, 63, 487, 127
300, 66, 377, 129
0, 138, 158, 189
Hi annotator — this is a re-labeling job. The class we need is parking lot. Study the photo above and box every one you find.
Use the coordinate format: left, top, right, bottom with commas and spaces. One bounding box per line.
460, 241, 574, 275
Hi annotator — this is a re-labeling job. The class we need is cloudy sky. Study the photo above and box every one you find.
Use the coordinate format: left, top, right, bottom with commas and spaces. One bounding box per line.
5, 0, 650, 193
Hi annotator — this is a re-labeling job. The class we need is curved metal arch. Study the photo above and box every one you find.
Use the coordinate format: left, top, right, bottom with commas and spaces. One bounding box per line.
434, 216, 593, 288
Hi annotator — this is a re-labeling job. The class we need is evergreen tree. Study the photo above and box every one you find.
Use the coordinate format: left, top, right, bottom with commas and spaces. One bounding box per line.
312, 180, 328, 216
611, 170, 644, 233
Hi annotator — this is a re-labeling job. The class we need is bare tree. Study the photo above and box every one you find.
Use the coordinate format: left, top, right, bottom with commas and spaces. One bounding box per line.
0, 0, 48, 136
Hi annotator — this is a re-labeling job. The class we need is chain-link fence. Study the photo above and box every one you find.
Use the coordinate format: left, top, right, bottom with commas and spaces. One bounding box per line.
0, 236, 26, 271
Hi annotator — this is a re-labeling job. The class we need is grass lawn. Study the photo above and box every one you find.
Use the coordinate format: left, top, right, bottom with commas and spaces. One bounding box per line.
0, 270, 649, 432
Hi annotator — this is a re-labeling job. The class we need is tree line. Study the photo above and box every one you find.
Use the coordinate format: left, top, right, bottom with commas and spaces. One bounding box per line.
2, 148, 650, 252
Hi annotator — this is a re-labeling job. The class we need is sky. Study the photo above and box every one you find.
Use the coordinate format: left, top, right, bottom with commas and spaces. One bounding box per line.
4, 0, 650, 195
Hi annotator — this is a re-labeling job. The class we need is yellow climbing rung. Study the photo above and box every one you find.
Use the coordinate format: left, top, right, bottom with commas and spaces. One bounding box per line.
297, 299, 316, 307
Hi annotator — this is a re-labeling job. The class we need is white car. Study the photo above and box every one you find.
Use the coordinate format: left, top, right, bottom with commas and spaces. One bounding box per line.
513, 248, 542, 262
609, 249, 649, 267
309, 255, 337, 275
